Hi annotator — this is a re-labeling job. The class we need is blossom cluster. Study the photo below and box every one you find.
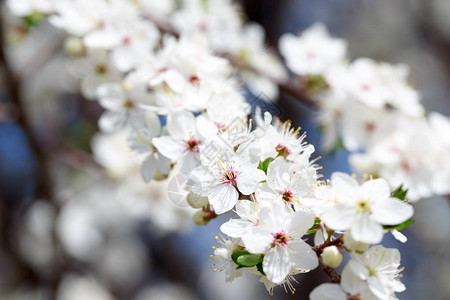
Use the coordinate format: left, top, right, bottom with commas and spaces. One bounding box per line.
5, 1, 425, 299
279, 23, 450, 201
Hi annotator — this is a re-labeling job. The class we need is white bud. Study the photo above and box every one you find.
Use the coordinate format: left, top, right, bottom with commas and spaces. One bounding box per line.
214, 247, 230, 262
187, 192, 209, 209
344, 231, 368, 253
193, 210, 209, 225
320, 246, 343, 268
64, 37, 85, 58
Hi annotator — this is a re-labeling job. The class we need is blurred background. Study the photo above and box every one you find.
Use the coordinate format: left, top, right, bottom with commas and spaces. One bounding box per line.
0, 0, 449, 299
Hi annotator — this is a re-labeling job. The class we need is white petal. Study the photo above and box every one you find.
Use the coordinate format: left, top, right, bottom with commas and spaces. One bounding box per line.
98, 111, 127, 132
167, 110, 196, 140
347, 260, 369, 281
141, 155, 157, 183
241, 227, 272, 254
310, 283, 347, 300
208, 184, 238, 214
263, 246, 291, 284
288, 240, 319, 271
152, 136, 185, 160
237, 167, 266, 195
391, 229, 407, 243
321, 204, 354, 231
220, 219, 253, 238
186, 167, 212, 196
285, 210, 315, 238
351, 214, 384, 244
341, 263, 365, 295
367, 276, 390, 299
372, 198, 413, 225
359, 178, 390, 203
177, 151, 200, 174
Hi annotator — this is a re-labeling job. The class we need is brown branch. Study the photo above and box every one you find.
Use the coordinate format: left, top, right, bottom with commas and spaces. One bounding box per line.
0, 5, 54, 200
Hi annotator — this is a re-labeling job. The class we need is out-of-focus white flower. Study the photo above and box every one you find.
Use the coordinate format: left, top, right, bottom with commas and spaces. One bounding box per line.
57, 275, 114, 300
92, 130, 138, 179
128, 112, 171, 182
279, 23, 347, 76
7, 0, 53, 16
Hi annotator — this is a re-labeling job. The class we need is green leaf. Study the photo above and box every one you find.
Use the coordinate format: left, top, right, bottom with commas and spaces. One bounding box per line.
236, 254, 264, 267
327, 138, 345, 156
392, 185, 408, 201
22, 12, 44, 28
258, 157, 275, 174
231, 249, 249, 265
305, 74, 329, 96
256, 262, 265, 276
307, 218, 321, 234
383, 218, 414, 230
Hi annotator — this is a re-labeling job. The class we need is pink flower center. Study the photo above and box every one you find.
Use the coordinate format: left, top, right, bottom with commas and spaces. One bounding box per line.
347, 295, 361, 300
275, 143, 292, 159
281, 189, 294, 203
222, 169, 238, 186
361, 83, 371, 91
189, 75, 201, 87
272, 231, 291, 247
185, 138, 199, 152
216, 122, 227, 132
121, 35, 131, 46
307, 51, 317, 59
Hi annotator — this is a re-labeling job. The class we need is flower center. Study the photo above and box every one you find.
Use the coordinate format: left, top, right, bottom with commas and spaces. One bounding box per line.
216, 122, 227, 132
355, 200, 371, 214
189, 75, 201, 87
121, 35, 131, 46
281, 189, 294, 203
272, 231, 291, 247
347, 295, 361, 300
275, 143, 292, 159
185, 138, 199, 152
95, 64, 107, 75
222, 169, 237, 186
122, 98, 135, 109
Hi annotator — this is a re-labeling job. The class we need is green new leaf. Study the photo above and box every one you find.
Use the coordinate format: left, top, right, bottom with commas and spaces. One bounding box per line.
392, 185, 408, 200
258, 157, 275, 174
327, 138, 345, 156
231, 249, 250, 265
236, 254, 264, 267
307, 218, 322, 234
383, 218, 415, 230
256, 262, 266, 276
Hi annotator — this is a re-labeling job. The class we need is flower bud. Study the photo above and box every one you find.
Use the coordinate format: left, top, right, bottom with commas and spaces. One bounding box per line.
64, 37, 85, 58
344, 231, 368, 253
193, 209, 217, 226
187, 192, 209, 209
321, 246, 343, 268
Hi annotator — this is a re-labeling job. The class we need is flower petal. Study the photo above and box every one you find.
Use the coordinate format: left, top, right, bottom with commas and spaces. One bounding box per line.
263, 246, 291, 284
310, 283, 347, 300
288, 240, 318, 271
208, 184, 238, 214
351, 214, 383, 244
